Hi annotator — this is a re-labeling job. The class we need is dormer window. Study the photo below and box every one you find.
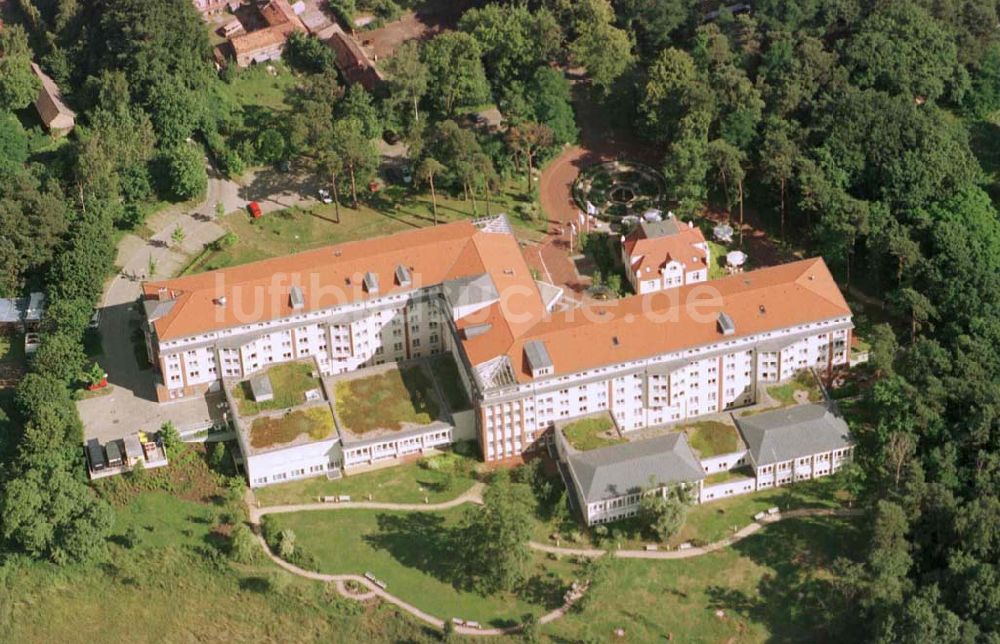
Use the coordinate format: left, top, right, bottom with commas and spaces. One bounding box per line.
718, 312, 736, 336
289, 286, 305, 310
395, 264, 412, 287
363, 272, 379, 294
524, 340, 553, 378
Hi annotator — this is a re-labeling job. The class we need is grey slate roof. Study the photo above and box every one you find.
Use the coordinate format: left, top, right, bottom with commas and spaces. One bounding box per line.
442, 273, 498, 310
735, 403, 852, 467
566, 433, 705, 504
524, 340, 552, 372
639, 220, 681, 238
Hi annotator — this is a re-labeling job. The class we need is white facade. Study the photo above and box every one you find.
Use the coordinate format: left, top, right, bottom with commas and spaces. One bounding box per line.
154, 293, 447, 400
243, 436, 343, 488
479, 319, 851, 462
753, 446, 854, 489
627, 258, 709, 295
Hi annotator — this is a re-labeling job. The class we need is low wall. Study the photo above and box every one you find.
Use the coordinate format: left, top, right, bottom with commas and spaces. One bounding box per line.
700, 450, 749, 474
700, 477, 756, 503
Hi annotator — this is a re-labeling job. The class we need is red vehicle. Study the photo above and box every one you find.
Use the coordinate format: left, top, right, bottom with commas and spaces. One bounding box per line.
248, 201, 262, 218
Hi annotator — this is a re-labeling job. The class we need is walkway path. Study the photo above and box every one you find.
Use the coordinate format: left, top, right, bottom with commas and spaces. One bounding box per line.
528, 508, 862, 561
78, 162, 322, 444
248, 481, 588, 638
248, 481, 860, 637
248, 482, 486, 523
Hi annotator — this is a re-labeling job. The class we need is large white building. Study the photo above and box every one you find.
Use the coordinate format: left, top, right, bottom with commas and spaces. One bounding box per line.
142, 216, 853, 487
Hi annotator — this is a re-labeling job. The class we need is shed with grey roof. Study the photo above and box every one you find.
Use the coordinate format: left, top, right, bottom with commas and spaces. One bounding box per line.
565, 433, 705, 505
735, 403, 852, 467
249, 374, 274, 403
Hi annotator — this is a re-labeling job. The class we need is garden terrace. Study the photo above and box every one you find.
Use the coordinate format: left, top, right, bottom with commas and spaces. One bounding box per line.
675, 420, 744, 459
330, 364, 443, 438
558, 414, 624, 452
231, 361, 321, 416
247, 405, 335, 451
253, 446, 481, 506
764, 371, 826, 409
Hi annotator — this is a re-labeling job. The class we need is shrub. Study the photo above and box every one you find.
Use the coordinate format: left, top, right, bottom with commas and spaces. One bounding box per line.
277, 528, 296, 559
229, 524, 258, 563
159, 421, 182, 459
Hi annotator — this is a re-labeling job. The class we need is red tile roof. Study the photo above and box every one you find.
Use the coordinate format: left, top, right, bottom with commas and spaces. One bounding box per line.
623, 220, 708, 276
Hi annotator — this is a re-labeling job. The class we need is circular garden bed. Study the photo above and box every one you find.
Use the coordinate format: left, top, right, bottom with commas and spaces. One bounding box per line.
572, 161, 667, 221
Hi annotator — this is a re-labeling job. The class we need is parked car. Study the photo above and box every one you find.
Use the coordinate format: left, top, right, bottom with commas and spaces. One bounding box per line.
248, 201, 262, 218
88, 309, 101, 330
318, 188, 333, 204
24, 332, 40, 354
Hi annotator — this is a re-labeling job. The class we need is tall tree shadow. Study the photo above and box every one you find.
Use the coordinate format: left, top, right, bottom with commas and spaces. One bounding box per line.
364, 512, 468, 589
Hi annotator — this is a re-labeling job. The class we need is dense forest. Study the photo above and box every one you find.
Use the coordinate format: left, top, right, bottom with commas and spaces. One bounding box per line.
0, 0, 998, 639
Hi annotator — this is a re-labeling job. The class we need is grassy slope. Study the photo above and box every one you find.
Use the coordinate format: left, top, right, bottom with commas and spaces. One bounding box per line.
268, 506, 579, 627
549, 514, 864, 642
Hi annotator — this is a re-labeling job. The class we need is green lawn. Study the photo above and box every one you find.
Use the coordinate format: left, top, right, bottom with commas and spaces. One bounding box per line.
766, 371, 825, 408
561, 415, 623, 452
214, 61, 298, 112
707, 239, 729, 280
232, 362, 320, 416
680, 420, 742, 458
670, 476, 850, 548
254, 448, 481, 506
182, 183, 546, 276
249, 406, 335, 450
3, 482, 432, 643
267, 506, 581, 626
427, 354, 471, 412
335, 367, 441, 434
703, 466, 755, 486
549, 514, 865, 642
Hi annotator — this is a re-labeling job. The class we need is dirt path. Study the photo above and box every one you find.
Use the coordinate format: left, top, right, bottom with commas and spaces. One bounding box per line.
529, 507, 862, 561
247, 482, 486, 523
249, 485, 590, 638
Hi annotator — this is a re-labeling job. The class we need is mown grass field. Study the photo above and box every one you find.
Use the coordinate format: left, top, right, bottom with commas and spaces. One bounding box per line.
267, 506, 580, 627
253, 448, 481, 507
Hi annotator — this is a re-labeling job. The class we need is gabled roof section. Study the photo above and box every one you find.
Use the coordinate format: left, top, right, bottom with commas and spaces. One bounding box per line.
735, 403, 852, 466
623, 219, 708, 278
567, 433, 704, 503
503, 258, 851, 383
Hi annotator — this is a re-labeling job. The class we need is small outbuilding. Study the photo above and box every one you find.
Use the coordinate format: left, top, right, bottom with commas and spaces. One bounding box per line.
31, 63, 75, 136
250, 374, 274, 402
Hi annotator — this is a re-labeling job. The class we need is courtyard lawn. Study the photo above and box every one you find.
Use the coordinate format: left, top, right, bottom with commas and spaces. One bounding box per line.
680, 420, 742, 458
549, 514, 865, 642
561, 416, 624, 452
249, 406, 334, 450
703, 466, 755, 486
766, 371, 825, 408
335, 367, 441, 434
267, 507, 581, 627
232, 362, 320, 416
427, 354, 471, 412
253, 448, 481, 506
